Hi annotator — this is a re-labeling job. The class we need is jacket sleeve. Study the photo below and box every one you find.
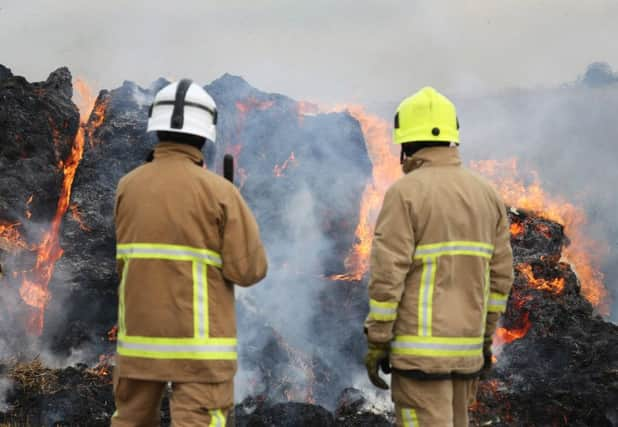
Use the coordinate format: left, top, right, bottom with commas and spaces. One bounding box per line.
365, 186, 415, 344
485, 200, 515, 341
221, 187, 268, 287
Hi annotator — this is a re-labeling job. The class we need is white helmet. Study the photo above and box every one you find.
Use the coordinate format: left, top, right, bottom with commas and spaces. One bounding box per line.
147, 79, 217, 142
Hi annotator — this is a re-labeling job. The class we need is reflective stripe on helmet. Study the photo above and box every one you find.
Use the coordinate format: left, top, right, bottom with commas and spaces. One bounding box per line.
368, 299, 398, 321
392, 335, 483, 357
116, 243, 233, 361
401, 408, 419, 427
487, 292, 509, 313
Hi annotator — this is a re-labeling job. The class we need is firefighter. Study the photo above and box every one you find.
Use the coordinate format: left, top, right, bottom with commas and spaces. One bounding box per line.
112, 79, 268, 427
364, 87, 514, 426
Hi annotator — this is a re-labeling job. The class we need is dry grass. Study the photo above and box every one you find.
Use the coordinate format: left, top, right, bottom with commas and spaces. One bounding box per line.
5, 357, 58, 395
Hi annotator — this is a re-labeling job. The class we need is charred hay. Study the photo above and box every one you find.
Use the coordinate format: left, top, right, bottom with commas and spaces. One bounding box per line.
0, 66, 616, 426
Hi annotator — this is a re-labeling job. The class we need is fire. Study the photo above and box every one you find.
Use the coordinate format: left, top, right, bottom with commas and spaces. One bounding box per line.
273, 152, 297, 177
510, 221, 524, 237
495, 312, 532, 345
25, 194, 34, 220
296, 101, 319, 126
69, 203, 92, 232
517, 263, 566, 294
18, 78, 102, 335
86, 94, 110, 147
328, 105, 400, 281
471, 159, 608, 314
0, 221, 32, 252
235, 97, 275, 115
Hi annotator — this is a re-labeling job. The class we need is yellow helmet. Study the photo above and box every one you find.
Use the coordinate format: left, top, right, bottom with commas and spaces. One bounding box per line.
394, 87, 459, 144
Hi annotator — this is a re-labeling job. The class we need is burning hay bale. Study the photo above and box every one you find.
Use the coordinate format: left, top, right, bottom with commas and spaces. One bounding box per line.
0, 66, 616, 426
470, 209, 618, 427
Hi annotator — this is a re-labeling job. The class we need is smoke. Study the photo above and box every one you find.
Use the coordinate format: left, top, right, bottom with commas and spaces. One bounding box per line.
453, 64, 618, 321
0, 376, 11, 412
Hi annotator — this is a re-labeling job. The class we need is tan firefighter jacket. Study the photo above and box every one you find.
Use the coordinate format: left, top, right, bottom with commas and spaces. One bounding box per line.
114, 142, 268, 383
365, 147, 514, 375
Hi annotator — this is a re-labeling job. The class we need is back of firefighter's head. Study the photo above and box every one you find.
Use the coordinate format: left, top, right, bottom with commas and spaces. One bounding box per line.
394, 86, 460, 163
147, 79, 217, 165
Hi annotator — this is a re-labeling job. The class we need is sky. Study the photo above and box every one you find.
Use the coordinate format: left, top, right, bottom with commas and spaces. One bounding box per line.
1, 0, 617, 107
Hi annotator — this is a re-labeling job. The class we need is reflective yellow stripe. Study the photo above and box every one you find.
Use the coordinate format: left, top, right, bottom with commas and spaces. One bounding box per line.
117, 335, 237, 360
415, 241, 494, 259
115, 243, 228, 361
368, 299, 398, 321
488, 291, 508, 313
413, 240, 493, 338
118, 262, 129, 335
417, 256, 436, 336
482, 264, 490, 332
208, 409, 226, 427
402, 408, 419, 427
392, 335, 483, 357
117, 243, 222, 267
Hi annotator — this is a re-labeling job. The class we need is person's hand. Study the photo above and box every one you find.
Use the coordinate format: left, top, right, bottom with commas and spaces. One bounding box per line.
365, 341, 391, 390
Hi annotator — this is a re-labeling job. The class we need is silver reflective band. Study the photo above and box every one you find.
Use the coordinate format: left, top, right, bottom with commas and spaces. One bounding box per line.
118, 339, 237, 354
488, 298, 507, 307
197, 262, 206, 338
392, 341, 482, 351
420, 257, 434, 336
370, 306, 397, 316
402, 409, 418, 427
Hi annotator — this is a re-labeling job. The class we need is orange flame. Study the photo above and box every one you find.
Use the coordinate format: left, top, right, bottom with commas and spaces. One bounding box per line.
235, 97, 275, 115
273, 152, 297, 177
0, 222, 32, 252
510, 222, 524, 237
517, 263, 566, 294
471, 159, 609, 314
25, 194, 34, 220
495, 312, 532, 345
296, 101, 319, 126
86, 95, 110, 147
19, 78, 100, 335
70, 203, 92, 232
328, 106, 400, 281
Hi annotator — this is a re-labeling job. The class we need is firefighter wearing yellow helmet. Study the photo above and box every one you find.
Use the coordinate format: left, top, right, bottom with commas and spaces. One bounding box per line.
364, 87, 514, 426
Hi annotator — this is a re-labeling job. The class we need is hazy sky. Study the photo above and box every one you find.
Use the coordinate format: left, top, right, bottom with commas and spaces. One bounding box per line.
1, 0, 616, 106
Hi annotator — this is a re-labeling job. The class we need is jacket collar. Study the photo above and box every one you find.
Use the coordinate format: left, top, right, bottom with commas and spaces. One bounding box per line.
402, 146, 462, 174
154, 142, 204, 165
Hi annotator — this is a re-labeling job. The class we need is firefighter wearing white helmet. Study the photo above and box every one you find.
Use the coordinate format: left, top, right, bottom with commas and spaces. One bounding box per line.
147, 79, 217, 141
112, 80, 268, 426
364, 87, 514, 426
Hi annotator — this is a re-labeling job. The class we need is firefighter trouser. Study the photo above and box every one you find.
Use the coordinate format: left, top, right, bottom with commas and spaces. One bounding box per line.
392, 373, 478, 427
111, 374, 233, 427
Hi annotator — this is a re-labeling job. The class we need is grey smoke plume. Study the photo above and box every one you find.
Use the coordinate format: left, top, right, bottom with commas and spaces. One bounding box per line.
456, 64, 618, 321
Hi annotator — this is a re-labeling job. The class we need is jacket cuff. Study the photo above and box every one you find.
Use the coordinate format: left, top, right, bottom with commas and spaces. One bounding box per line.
365, 320, 395, 344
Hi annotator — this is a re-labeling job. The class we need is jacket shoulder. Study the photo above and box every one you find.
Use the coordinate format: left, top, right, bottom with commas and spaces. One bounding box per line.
117, 163, 150, 192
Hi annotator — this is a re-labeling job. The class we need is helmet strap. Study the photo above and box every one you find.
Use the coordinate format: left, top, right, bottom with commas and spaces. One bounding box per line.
170, 79, 193, 129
